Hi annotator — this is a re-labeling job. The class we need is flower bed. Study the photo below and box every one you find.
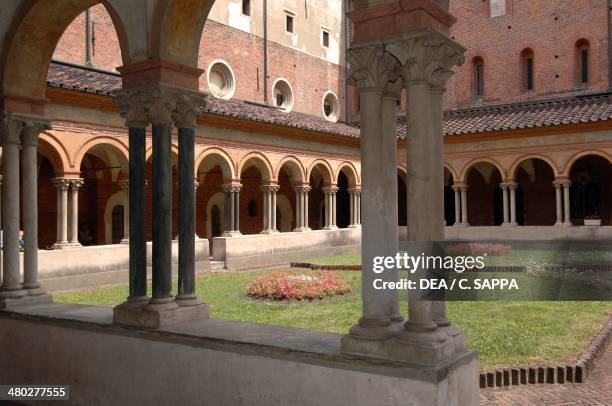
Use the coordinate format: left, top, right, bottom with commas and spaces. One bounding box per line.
446, 242, 511, 256
247, 271, 351, 301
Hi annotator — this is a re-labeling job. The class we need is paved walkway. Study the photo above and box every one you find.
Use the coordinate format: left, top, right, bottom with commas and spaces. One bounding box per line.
480, 346, 612, 405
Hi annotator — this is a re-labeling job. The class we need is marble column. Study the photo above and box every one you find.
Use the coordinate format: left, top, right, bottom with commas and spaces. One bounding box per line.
341, 45, 401, 352
194, 180, 200, 239
460, 185, 469, 225
260, 184, 280, 233
452, 185, 461, 225
22, 120, 49, 296
322, 186, 339, 230
500, 184, 510, 225
508, 182, 518, 226
119, 179, 129, 244
553, 180, 563, 226
67, 178, 84, 246
294, 185, 311, 231
52, 177, 70, 249
0, 116, 25, 300
223, 183, 242, 236
347, 188, 361, 227
562, 180, 572, 226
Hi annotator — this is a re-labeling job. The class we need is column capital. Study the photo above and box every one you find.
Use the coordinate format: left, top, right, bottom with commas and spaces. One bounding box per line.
452, 183, 468, 192
322, 186, 340, 195
500, 182, 518, 190
223, 183, 243, 193
294, 185, 312, 193
172, 91, 207, 128
385, 28, 465, 88
347, 43, 403, 91
51, 177, 71, 190
1, 112, 24, 146
347, 187, 362, 194
69, 178, 84, 190
554, 179, 572, 188
113, 87, 150, 128
260, 184, 280, 193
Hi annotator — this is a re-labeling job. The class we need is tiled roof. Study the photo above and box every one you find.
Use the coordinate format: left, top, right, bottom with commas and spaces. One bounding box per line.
47, 61, 612, 139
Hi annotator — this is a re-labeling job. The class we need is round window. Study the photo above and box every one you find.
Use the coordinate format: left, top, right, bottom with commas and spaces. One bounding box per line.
207, 61, 235, 99
272, 79, 294, 111
322, 91, 340, 122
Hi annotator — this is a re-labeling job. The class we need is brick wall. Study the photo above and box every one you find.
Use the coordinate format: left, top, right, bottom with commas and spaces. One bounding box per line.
448, 0, 610, 109
52, 5, 346, 120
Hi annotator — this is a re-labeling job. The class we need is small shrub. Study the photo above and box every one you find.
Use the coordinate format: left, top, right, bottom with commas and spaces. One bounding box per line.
446, 242, 511, 256
247, 271, 351, 301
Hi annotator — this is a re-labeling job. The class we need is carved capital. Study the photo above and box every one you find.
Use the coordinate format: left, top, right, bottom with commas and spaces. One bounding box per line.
1, 112, 24, 146
260, 184, 280, 193
17, 115, 51, 147
347, 44, 402, 90
223, 183, 243, 193
113, 88, 149, 127
389, 28, 465, 89
294, 185, 312, 193
52, 177, 71, 191
172, 91, 207, 128
69, 178, 84, 190
347, 187, 362, 195
322, 186, 340, 195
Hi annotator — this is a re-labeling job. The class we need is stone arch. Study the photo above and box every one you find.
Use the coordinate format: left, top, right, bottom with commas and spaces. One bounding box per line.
38, 133, 70, 175
336, 162, 359, 187
1, 0, 131, 103
562, 150, 612, 177
275, 156, 306, 184
238, 152, 273, 181
307, 159, 334, 186
465, 160, 504, 226
460, 158, 505, 183
103, 190, 126, 245
196, 148, 235, 182
443, 163, 459, 184
509, 154, 559, 179
74, 137, 129, 181
513, 157, 557, 225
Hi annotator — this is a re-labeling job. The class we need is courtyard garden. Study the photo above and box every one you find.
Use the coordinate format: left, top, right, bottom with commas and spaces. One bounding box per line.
56, 250, 612, 370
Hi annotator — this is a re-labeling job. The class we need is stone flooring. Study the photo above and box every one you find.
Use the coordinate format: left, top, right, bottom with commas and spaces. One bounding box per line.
480, 346, 611, 405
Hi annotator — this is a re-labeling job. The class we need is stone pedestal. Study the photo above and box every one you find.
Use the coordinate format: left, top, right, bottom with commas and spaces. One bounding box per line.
113, 300, 209, 329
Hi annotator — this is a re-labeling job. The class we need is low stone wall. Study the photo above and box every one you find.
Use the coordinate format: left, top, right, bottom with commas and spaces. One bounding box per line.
0, 305, 479, 406
441, 225, 612, 242
213, 228, 361, 270
31, 239, 210, 278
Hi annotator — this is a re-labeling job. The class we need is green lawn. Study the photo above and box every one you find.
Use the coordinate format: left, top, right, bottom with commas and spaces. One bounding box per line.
56, 258, 611, 369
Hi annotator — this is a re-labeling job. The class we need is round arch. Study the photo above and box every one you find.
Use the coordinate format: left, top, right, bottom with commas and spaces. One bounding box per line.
443, 164, 459, 184
336, 162, 359, 187
460, 158, 506, 183
307, 159, 334, 186
562, 150, 612, 177
238, 152, 273, 181
1, 0, 131, 102
509, 154, 559, 179
275, 156, 306, 184
74, 137, 129, 175
38, 133, 70, 175
196, 148, 235, 181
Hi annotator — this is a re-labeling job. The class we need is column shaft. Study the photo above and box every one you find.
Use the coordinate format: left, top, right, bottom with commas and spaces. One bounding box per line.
151, 122, 173, 303
177, 126, 197, 302
304, 189, 310, 229
67, 180, 83, 245
22, 131, 39, 291
460, 187, 469, 225
262, 189, 269, 233
234, 188, 241, 233
554, 182, 563, 225
128, 126, 147, 300
120, 182, 129, 244
509, 185, 517, 225
453, 187, 461, 225
501, 185, 509, 225
563, 181, 572, 226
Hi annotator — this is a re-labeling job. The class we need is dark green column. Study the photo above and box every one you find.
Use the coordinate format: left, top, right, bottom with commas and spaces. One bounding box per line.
177, 125, 197, 303
129, 125, 148, 301
151, 122, 173, 302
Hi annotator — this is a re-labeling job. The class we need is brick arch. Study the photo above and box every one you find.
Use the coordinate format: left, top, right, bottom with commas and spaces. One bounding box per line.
1, 0, 131, 104
562, 150, 612, 176
307, 159, 334, 186
237, 152, 273, 181
276, 156, 306, 184
509, 154, 560, 180
74, 137, 129, 173
38, 132, 70, 175
336, 162, 360, 187
444, 163, 459, 184
459, 158, 505, 183
195, 147, 235, 181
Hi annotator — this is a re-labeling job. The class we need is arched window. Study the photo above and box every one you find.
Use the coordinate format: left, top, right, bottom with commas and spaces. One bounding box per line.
520, 48, 535, 92
473, 57, 484, 99
576, 39, 590, 85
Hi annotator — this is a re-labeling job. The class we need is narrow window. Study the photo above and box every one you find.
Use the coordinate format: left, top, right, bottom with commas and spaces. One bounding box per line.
286, 14, 294, 33
473, 57, 484, 98
526, 57, 534, 90
581, 49, 589, 83
521, 49, 535, 92
576, 40, 591, 85
242, 0, 251, 16
322, 30, 330, 48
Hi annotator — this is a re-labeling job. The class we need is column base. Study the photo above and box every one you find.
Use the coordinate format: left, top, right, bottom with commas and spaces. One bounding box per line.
501, 222, 518, 227
260, 229, 279, 235
113, 298, 209, 329
292, 227, 312, 232
0, 292, 53, 309
222, 231, 243, 237
53, 242, 82, 249
120, 238, 129, 245
323, 226, 339, 231
347, 224, 361, 229
563, 222, 573, 227
454, 222, 470, 227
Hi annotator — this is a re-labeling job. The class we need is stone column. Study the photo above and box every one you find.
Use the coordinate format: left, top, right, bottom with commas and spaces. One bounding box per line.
322, 186, 339, 230
347, 187, 362, 228
341, 45, 402, 354
67, 178, 84, 246
174, 92, 206, 306
452, 185, 461, 225
508, 182, 518, 226
0, 116, 25, 302
22, 120, 49, 296
260, 184, 280, 233
194, 180, 200, 239
460, 185, 469, 225
562, 180, 572, 226
52, 178, 70, 249
119, 179, 129, 244
553, 180, 563, 226
294, 185, 311, 231
500, 184, 510, 225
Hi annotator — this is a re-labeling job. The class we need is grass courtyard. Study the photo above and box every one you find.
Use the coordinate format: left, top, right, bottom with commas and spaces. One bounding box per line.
56, 251, 611, 370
